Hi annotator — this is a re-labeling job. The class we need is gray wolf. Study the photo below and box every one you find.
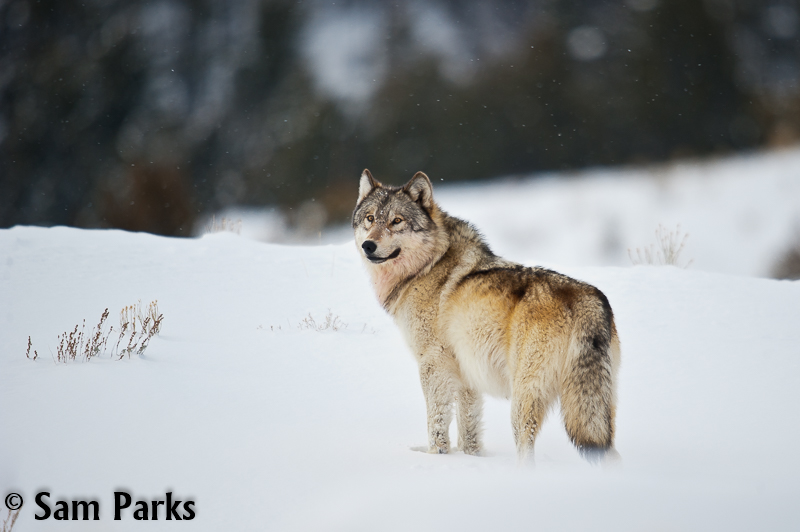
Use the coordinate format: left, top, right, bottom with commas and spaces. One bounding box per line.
352, 169, 620, 461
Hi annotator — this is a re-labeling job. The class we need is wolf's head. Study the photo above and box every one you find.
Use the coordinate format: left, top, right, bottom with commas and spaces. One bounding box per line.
353, 169, 448, 305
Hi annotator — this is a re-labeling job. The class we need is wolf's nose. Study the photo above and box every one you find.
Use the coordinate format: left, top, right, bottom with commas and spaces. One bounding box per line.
362, 240, 377, 255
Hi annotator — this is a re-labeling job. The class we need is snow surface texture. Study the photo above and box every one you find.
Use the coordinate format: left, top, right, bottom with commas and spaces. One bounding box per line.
208, 147, 800, 278
3, 150, 800, 530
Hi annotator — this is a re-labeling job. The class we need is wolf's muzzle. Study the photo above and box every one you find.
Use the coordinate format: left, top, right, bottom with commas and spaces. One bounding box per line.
364, 246, 401, 264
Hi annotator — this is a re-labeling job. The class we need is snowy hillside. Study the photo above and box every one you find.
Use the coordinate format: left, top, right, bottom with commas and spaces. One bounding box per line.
2, 225, 799, 531
220, 147, 800, 279
435, 148, 800, 278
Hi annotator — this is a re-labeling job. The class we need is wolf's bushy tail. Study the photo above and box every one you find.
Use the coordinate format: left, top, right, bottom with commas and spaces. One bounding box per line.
560, 295, 619, 462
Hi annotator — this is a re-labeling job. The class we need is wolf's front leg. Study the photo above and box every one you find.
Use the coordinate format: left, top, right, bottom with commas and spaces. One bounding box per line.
456, 387, 483, 455
419, 360, 454, 454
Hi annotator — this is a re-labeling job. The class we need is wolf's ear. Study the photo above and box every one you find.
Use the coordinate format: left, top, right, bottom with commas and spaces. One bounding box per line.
358, 169, 381, 203
403, 171, 434, 211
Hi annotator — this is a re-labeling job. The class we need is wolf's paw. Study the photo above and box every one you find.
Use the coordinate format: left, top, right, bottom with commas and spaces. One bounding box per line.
427, 439, 449, 454
428, 431, 450, 454
457, 442, 482, 456
458, 438, 482, 456
461, 446, 482, 456
410, 445, 448, 454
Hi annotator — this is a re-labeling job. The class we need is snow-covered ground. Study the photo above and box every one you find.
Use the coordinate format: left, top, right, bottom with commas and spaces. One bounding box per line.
3, 149, 800, 530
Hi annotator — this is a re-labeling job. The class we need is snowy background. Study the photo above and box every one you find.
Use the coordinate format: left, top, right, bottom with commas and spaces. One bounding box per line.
3, 147, 800, 530
211, 147, 800, 279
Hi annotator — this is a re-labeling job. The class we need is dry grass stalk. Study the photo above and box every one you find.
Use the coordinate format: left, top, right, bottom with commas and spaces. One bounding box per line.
261, 315, 377, 334
27, 301, 164, 363
2, 508, 20, 532
25, 336, 38, 360
298, 310, 347, 332
205, 214, 242, 235
116, 300, 163, 359
628, 224, 692, 268
772, 231, 800, 280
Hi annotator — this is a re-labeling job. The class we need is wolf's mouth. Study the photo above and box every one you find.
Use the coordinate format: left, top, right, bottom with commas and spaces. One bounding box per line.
366, 248, 401, 264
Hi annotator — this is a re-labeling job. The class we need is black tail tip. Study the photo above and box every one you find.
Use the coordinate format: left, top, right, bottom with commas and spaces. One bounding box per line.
577, 444, 620, 465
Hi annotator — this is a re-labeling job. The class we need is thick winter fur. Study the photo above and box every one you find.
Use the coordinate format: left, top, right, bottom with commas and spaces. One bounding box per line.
353, 169, 620, 461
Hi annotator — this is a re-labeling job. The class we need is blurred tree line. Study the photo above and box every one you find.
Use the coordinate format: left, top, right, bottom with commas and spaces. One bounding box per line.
1, 0, 798, 236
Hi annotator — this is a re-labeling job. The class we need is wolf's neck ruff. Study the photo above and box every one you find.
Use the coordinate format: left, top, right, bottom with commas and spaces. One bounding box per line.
368, 235, 447, 314
367, 228, 448, 309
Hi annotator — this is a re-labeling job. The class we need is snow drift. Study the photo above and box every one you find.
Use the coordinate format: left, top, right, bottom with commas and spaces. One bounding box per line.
1, 224, 799, 531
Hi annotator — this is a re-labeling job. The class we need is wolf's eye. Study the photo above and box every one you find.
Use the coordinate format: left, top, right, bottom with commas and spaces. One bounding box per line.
392, 217, 403, 225
366, 215, 374, 223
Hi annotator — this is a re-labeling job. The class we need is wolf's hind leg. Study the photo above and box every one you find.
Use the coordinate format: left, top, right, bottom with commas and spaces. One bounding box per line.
419, 361, 454, 454
456, 387, 483, 455
511, 381, 555, 461
511, 338, 560, 461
